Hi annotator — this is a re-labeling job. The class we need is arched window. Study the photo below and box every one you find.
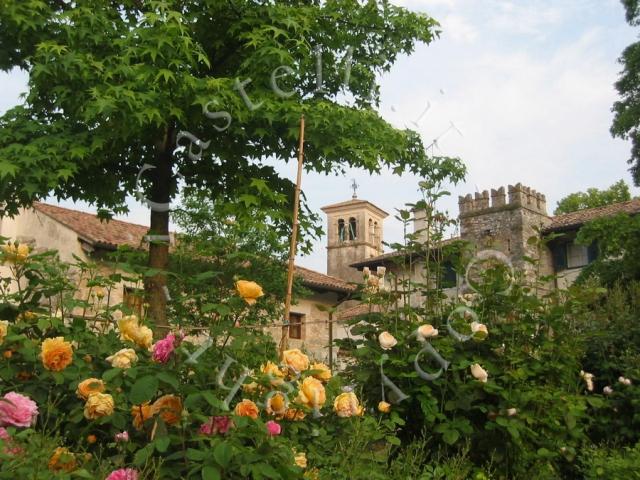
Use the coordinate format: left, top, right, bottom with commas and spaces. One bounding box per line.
374, 222, 378, 245
368, 219, 373, 243
348, 217, 357, 240
338, 219, 345, 242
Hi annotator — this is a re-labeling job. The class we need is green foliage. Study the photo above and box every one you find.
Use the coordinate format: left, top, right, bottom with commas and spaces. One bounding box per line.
553, 180, 632, 215
579, 443, 640, 479
575, 213, 640, 285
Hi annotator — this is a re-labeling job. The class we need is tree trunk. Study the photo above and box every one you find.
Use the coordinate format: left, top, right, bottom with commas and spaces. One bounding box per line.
146, 127, 174, 331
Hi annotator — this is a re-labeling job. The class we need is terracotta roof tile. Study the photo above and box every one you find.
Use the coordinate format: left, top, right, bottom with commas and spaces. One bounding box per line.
350, 237, 462, 268
337, 303, 381, 320
545, 198, 640, 233
294, 265, 356, 293
33, 203, 149, 249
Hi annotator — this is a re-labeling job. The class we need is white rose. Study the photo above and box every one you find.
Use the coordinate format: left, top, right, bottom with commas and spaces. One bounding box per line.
603, 386, 613, 395
470, 363, 488, 383
506, 408, 517, 416
416, 324, 438, 341
470, 321, 489, 340
378, 331, 397, 350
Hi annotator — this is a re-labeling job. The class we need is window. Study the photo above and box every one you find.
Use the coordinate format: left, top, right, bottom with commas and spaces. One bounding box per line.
348, 217, 357, 240
368, 219, 374, 242
567, 243, 589, 269
289, 313, 304, 339
440, 261, 458, 289
338, 219, 346, 242
124, 287, 144, 317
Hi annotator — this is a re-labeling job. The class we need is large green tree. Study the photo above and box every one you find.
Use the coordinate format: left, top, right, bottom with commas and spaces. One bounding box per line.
612, 0, 640, 185
553, 179, 632, 215
0, 0, 442, 326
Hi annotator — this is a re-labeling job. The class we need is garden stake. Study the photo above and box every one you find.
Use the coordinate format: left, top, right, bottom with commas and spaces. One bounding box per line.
279, 115, 305, 358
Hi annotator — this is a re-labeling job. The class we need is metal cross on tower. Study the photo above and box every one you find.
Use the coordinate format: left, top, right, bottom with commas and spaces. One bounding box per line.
351, 178, 359, 199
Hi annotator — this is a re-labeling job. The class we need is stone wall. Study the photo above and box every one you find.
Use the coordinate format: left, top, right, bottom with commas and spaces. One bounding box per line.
458, 183, 554, 282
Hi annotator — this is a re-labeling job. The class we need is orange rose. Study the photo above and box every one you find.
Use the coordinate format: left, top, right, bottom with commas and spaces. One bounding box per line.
41, 337, 74, 371
131, 402, 157, 430
333, 392, 364, 418
283, 408, 306, 421
76, 378, 106, 400
48, 447, 77, 473
261, 361, 285, 385
235, 280, 264, 305
86, 435, 97, 444
153, 395, 183, 425
84, 393, 115, 420
234, 399, 259, 419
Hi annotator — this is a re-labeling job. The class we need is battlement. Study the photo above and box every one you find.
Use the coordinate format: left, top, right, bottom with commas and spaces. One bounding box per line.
458, 183, 547, 216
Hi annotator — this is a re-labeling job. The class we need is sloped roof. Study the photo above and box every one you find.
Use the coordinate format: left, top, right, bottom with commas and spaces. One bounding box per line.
33, 202, 149, 250
350, 236, 463, 269
544, 198, 640, 233
320, 198, 388, 217
294, 265, 356, 293
337, 303, 381, 320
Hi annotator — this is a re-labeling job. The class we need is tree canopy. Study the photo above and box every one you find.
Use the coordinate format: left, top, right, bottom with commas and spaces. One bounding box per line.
553, 180, 632, 215
0, 0, 447, 325
612, 0, 640, 185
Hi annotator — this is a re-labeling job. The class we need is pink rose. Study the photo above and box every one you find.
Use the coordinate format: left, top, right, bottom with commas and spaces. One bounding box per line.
152, 333, 176, 364
0, 392, 38, 428
200, 416, 233, 436
114, 431, 129, 443
0, 427, 23, 456
106, 468, 138, 480
266, 420, 281, 437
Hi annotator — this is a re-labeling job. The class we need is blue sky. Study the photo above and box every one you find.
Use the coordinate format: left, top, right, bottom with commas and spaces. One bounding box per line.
1, 0, 639, 273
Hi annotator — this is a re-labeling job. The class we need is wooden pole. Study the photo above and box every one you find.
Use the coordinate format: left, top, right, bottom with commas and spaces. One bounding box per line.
279, 115, 305, 358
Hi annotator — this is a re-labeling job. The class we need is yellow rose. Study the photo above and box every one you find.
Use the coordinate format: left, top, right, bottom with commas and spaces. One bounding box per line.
333, 392, 364, 418
242, 381, 259, 393
234, 399, 259, 419
261, 361, 285, 385
0, 320, 8, 345
131, 402, 156, 430
84, 393, 115, 419
293, 451, 307, 469
296, 377, 326, 409
41, 337, 74, 371
378, 401, 391, 413
48, 447, 77, 473
153, 394, 183, 425
16, 244, 29, 262
266, 392, 288, 416
76, 378, 106, 400
117, 315, 140, 342
282, 349, 309, 373
106, 348, 138, 369
134, 325, 153, 349
235, 280, 264, 305
309, 362, 331, 382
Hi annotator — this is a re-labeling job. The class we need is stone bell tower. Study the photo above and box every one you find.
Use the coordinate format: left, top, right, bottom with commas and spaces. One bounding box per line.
321, 191, 388, 283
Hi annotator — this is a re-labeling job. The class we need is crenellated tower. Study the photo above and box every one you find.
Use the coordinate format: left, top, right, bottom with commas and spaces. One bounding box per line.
458, 183, 553, 275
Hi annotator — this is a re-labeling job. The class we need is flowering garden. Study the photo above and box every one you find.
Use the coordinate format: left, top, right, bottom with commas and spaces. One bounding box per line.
1, 217, 640, 480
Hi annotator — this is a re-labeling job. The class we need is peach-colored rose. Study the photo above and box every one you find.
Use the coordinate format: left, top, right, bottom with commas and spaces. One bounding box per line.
378, 331, 397, 350
417, 324, 438, 340
131, 403, 156, 430
261, 361, 285, 385
41, 337, 74, 371
106, 348, 138, 369
76, 378, 106, 400
378, 401, 391, 413
283, 408, 306, 421
84, 393, 115, 419
470, 321, 488, 341
333, 392, 364, 418
235, 280, 264, 305
153, 395, 183, 425
48, 447, 77, 473
282, 349, 309, 373
470, 363, 488, 383
296, 377, 326, 409
234, 399, 259, 419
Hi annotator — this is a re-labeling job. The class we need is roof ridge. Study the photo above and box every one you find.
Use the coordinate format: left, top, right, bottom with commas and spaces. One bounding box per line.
34, 202, 150, 230
294, 264, 353, 284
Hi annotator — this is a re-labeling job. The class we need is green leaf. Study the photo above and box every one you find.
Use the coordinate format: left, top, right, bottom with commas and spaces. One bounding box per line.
154, 435, 171, 453
129, 375, 159, 404
133, 444, 154, 466
202, 466, 221, 480
442, 429, 459, 445
157, 371, 180, 390
213, 441, 232, 469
